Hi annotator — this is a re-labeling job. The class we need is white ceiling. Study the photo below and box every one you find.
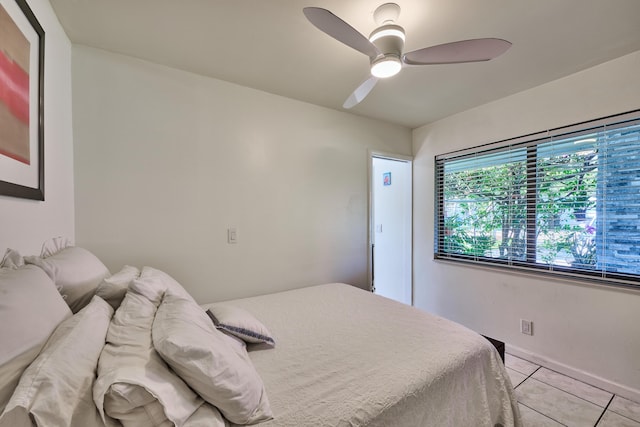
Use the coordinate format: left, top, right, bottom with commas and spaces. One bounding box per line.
50, 0, 640, 129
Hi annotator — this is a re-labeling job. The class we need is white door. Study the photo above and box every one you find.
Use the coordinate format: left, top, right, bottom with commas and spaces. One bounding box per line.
371, 155, 412, 305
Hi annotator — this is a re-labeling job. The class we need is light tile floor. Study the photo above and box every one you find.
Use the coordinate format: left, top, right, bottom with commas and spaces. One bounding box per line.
505, 353, 640, 427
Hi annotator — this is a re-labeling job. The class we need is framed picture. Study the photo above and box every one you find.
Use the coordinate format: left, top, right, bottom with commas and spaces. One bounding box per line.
0, 0, 44, 200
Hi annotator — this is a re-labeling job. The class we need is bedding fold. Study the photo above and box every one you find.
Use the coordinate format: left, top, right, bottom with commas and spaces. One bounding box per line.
93, 268, 203, 427
93, 266, 258, 427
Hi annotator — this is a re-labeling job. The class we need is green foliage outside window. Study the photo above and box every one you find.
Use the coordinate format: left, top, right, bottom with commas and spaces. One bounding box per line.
436, 112, 640, 285
442, 144, 597, 268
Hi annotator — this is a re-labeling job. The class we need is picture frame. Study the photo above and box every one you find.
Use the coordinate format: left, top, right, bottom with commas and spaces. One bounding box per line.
0, 0, 44, 200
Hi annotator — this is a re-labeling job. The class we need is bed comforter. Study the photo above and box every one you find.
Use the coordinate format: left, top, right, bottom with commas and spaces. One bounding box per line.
205, 283, 521, 427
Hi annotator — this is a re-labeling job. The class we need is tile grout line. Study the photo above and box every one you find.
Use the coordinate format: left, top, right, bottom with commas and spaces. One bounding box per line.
508, 364, 541, 379
592, 395, 614, 427
509, 354, 640, 426
509, 355, 620, 402
608, 407, 640, 425
530, 376, 611, 409
510, 365, 539, 387
518, 401, 568, 427
538, 365, 615, 400
515, 366, 604, 427
513, 366, 571, 425
511, 359, 614, 411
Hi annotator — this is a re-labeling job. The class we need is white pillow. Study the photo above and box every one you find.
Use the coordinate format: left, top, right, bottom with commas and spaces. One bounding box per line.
153, 295, 273, 425
206, 305, 275, 346
95, 265, 140, 310
40, 236, 72, 258
0, 248, 23, 269
131, 266, 195, 305
25, 245, 110, 313
0, 265, 72, 412
0, 296, 114, 427
94, 287, 202, 427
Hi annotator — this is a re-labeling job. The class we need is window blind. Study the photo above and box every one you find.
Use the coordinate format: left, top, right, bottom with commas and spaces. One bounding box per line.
435, 110, 640, 288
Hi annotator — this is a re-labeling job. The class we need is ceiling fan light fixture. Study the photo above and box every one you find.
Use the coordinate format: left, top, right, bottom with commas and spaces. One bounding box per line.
369, 24, 405, 77
370, 55, 402, 78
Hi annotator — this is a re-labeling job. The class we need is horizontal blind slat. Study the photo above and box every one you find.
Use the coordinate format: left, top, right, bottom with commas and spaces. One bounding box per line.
435, 109, 640, 286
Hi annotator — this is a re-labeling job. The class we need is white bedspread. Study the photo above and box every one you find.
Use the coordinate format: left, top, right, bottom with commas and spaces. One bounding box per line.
204, 283, 521, 427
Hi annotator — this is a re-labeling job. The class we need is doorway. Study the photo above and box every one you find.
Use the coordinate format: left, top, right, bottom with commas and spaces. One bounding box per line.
369, 153, 412, 305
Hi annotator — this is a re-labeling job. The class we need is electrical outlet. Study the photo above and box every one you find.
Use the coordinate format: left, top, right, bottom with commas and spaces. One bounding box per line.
520, 319, 533, 336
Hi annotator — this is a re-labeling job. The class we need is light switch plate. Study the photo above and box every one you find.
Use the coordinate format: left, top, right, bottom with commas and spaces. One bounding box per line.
227, 228, 237, 244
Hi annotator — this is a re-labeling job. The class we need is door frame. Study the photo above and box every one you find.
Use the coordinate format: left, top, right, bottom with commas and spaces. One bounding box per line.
367, 150, 413, 304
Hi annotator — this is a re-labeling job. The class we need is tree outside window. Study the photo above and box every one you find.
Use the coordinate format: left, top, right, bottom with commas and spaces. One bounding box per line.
436, 113, 640, 285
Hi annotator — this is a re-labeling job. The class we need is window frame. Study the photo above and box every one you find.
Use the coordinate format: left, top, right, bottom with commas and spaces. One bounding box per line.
434, 109, 640, 290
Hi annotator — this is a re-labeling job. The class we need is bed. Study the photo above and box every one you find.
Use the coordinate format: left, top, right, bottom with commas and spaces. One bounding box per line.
0, 240, 521, 427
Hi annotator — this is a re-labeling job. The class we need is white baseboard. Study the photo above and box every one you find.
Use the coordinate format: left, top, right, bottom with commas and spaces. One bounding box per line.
506, 344, 640, 404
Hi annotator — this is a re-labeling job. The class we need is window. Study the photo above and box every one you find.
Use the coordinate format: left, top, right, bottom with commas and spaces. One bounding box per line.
435, 110, 640, 287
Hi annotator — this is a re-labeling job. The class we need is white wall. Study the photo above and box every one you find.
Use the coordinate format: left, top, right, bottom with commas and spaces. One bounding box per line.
72, 46, 412, 303
0, 0, 74, 256
413, 50, 640, 400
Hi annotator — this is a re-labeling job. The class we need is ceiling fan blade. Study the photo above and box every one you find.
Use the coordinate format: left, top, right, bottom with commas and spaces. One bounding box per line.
303, 7, 381, 60
403, 38, 511, 65
343, 76, 378, 109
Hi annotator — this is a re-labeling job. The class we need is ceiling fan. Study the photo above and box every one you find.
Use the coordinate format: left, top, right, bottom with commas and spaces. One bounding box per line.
303, 3, 512, 109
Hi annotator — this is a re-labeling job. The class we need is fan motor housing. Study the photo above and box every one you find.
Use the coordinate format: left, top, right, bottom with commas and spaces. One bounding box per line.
369, 24, 405, 58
